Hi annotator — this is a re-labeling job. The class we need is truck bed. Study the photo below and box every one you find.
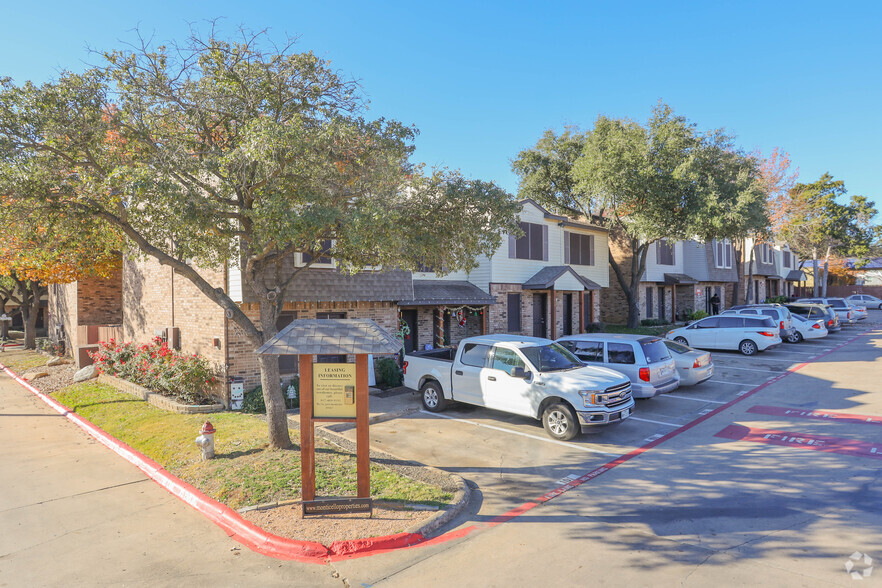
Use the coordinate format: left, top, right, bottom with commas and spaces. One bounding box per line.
406, 347, 456, 362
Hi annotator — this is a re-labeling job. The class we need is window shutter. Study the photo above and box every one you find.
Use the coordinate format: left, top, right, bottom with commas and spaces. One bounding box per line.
542, 225, 548, 261
712, 240, 719, 267
725, 242, 732, 268
509, 234, 516, 258
589, 235, 595, 266
564, 231, 571, 264
671, 242, 675, 265
656, 242, 661, 264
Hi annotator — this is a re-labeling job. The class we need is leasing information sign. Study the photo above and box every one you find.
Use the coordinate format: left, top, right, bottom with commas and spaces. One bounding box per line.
312, 363, 357, 418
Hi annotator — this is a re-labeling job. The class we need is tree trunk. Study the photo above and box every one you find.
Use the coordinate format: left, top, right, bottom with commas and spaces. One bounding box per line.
0, 299, 8, 340
812, 247, 819, 297
746, 244, 756, 304
731, 242, 743, 307
256, 298, 292, 449
821, 245, 831, 297
609, 238, 645, 329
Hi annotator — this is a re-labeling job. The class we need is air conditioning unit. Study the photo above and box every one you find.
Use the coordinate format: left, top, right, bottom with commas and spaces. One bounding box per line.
167, 327, 180, 350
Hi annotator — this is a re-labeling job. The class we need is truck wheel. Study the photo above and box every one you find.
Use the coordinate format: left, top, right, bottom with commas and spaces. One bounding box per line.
739, 339, 758, 356
420, 381, 447, 412
542, 403, 579, 441
674, 337, 688, 346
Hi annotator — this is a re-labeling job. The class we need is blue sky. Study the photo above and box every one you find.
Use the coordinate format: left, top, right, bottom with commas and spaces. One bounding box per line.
3, 1, 881, 207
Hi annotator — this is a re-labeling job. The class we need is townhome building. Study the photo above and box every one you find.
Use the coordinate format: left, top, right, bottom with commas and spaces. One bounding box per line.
678, 239, 739, 315
775, 244, 805, 298
742, 238, 785, 303
603, 237, 697, 324
399, 199, 609, 350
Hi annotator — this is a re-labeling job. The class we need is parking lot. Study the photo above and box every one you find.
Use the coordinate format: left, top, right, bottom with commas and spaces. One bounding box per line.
331, 314, 881, 584
342, 319, 872, 506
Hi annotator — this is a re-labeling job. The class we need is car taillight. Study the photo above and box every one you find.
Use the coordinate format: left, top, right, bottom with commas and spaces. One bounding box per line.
402, 361, 408, 374
848, 311, 852, 319
780, 320, 784, 329
639, 367, 650, 382
758, 331, 777, 337
828, 319, 834, 327
812, 323, 821, 329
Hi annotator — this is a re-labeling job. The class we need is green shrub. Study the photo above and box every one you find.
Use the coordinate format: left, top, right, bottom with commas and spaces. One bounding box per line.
640, 318, 669, 327
689, 310, 709, 321
243, 378, 300, 414
764, 295, 789, 304
584, 321, 606, 333
375, 357, 403, 388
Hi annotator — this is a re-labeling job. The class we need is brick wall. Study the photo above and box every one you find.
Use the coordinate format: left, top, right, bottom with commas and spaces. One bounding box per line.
77, 270, 123, 326
47, 283, 77, 353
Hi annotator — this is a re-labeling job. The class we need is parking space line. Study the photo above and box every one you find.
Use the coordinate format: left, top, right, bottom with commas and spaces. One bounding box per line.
707, 379, 755, 387
713, 365, 786, 374
765, 350, 823, 356
629, 416, 680, 427
660, 394, 727, 404
418, 410, 622, 456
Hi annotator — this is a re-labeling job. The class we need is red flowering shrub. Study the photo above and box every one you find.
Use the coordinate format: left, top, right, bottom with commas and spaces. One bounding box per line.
89, 337, 218, 404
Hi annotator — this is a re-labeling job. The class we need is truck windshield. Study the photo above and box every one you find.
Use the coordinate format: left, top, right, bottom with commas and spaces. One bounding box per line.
520, 343, 582, 372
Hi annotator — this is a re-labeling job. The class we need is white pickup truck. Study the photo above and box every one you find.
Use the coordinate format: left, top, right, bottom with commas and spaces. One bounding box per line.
403, 334, 635, 440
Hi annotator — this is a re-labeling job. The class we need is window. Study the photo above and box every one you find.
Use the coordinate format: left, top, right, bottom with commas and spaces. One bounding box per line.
656, 240, 675, 265
640, 339, 671, 364
276, 311, 298, 373
302, 240, 333, 266
718, 316, 744, 328
694, 316, 720, 329
570, 340, 603, 362
565, 232, 594, 266
607, 343, 636, 364
509, 222, 547, 261
507, 293, 521, 333
713, 239, 732, 269
783, 250, 792, 269
758, 243, 771, 264
415, 261, 436, 273
460, 343, 491, 367
490, 347, 526, 376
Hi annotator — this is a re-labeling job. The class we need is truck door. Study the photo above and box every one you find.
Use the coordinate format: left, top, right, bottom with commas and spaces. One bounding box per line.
483, 346, 534, 417
453, 343, 491, 405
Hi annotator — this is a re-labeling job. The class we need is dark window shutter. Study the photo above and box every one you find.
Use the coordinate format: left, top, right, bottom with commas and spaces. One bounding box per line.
564, 232, 571, 264
516, 222, 530, 259
509, 234, 516, 258
656, 241, 662, 264
589, 235, 595, 266
541, 224, 548, 261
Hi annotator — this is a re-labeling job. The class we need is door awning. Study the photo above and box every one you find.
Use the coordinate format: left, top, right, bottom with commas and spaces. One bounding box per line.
785, 269, 806, 281
398, 280, 497, 306
663, 273, 699, 285
523, 266, 601, 290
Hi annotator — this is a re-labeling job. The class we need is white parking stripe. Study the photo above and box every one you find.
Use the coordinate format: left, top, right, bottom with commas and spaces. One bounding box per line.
630, 416, 681, 427
707, 379, 754, 387
712, 365, 786, 374
660, 394, 727, 404
765, 349, 822, 356
418, 410, 621, 455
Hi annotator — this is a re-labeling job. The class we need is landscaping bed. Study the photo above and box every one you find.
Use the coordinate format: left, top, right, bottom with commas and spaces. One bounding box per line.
1, 349, 456, 544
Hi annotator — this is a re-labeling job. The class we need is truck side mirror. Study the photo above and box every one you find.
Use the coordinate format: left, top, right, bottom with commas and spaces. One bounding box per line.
512, 367, 529, 379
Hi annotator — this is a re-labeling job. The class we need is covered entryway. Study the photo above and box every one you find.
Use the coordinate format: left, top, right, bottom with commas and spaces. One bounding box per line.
522, 266, 601, 339
398, 280, 496, 351
532, 293, 547, 338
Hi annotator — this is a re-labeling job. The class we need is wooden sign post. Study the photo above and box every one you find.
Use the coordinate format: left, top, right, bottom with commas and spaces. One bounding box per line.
298, 353, 372, 514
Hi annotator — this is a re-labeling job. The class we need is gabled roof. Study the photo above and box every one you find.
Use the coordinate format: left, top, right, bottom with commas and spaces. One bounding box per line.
398, 280, 497, 306
522, 266, 601, 290
785, 269, 806, 281
256, 319, 402, 356
518, 198, 608, 232
663, 273, 699, 285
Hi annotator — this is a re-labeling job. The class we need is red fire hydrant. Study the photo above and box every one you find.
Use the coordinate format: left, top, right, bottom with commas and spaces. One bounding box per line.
195, 421, 216, 460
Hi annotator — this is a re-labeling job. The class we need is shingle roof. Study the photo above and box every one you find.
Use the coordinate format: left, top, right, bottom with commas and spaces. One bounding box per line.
785, 269, 806, 281
663, 273, 699, 285
398, 280, 497, 306
522, 266, 601, 290
255, 319, 402, 356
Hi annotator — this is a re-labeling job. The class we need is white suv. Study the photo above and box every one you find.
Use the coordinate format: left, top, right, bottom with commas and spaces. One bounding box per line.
721, 305, 796, 341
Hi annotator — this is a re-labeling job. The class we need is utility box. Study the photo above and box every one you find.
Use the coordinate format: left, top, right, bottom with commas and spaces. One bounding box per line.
230, 377, 244, 410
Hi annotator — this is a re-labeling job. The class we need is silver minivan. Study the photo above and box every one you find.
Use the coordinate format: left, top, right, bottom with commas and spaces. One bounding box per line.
556, 334, 679, 398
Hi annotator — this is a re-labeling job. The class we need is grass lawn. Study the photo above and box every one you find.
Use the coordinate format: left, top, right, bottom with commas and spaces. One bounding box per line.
602, 324, 677, 337
52, 381, 452, 510
0, 349, 50, 372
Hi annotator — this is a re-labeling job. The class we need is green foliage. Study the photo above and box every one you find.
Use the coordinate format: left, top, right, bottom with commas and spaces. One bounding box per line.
35, 337, 65, 356
583, 321, 606, 333
640, 318, 670, 327
245, 378, 300, 413
764, 296, 789, 304
89, 337, 218, 404
375, 357, 403, 388
688, 310, 710, 321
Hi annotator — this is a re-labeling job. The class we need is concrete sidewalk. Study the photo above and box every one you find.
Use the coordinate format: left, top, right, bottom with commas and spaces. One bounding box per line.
0, 370, 337, 587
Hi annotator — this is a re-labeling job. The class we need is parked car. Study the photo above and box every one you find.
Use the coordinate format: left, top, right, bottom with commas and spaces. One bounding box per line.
846, 294, 882, 310
403, 335, 634, 440
665, 315, 782, 355
785, 303, 841, 332
661, 339, 714, 386
852, 303, 869, 320
721, 304, 796, 341
556, 334, 679, 398
797, 297, 857, 324
788, 313, 829, 342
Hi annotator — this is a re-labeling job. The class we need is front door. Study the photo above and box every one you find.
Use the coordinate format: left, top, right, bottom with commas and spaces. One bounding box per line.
657, 287, 665, 322
562, 294, 573, 336
532, 293, 547, 338
400, 309, 418, 354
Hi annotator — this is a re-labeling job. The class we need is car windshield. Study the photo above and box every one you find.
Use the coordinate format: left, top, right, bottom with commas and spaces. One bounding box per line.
520, 343, 582, 372
663, 339, 691, 355
829, 299, 847, 308
641, 339, 671, 363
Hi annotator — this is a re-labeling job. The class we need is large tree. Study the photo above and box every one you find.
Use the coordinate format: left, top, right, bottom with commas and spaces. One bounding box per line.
0, 29, 520, 448
514, 103, 767, 327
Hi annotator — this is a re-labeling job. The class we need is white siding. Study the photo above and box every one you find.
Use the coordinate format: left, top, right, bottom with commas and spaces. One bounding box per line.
227, 261, 243, 303
642, 240, 684, 282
